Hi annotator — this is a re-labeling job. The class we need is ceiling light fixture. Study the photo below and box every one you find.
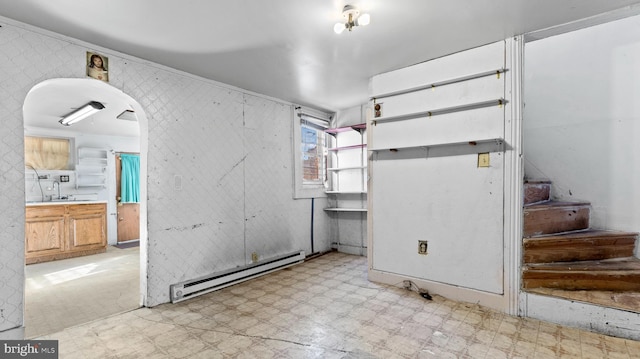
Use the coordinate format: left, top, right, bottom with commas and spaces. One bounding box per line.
59, 101, 105, 126
334, 5, 370, 34
117, 109, 137, 122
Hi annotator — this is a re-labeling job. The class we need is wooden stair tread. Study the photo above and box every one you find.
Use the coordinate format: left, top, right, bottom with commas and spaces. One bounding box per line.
523, 258, 640, 291
524, 180, 552, 184
524, 229, 638, 241
524, 200, 590, 209
523, 229, 638, 263
521, 180, 640, 295
525, 257, 640, 272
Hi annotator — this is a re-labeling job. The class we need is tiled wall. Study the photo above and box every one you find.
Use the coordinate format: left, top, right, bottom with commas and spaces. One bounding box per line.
0, 18, 330, 333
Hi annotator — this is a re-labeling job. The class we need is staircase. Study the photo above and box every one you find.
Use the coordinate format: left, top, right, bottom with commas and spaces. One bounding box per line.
522, 180, 640, 312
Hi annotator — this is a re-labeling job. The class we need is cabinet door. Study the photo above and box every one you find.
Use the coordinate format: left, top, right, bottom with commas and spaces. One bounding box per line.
68, 204, 107, 251
25, 217, 66, 257
68, 213, 106, 251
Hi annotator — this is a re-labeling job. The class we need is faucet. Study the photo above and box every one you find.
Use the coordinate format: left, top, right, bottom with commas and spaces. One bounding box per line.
52, 181, 61, 200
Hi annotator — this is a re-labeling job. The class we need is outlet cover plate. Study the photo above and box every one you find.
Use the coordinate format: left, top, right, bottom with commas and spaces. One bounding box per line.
418, 240, 428, 255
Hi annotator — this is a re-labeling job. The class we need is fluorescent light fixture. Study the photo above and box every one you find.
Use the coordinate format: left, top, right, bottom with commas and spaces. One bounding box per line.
59, 101, 104, 126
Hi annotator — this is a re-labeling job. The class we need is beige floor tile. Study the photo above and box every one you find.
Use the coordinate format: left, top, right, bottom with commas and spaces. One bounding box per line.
26, 252, 640, 358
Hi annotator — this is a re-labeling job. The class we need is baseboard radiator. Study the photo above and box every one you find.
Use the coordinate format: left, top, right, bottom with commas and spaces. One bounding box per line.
170, 250, 305, 303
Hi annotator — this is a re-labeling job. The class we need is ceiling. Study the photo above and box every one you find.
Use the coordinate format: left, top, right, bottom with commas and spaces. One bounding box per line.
3, 0, 640, 116
23, 78, 141, 137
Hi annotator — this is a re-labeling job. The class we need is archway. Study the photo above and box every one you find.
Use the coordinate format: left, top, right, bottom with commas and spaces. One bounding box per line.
22, 78, 149, 337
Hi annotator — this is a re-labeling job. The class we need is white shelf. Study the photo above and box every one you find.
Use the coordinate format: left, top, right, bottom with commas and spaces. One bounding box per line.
324, 208, 367, 212
372, 98, 506, 124
327, 166, 366, 172
327, 144, 366, 152
371, 68, 508, 100
76, 147, 108, 189
370, 138, 504, 153
77, 147, 108, 163
325, 191, 367, 194
325, 123, 367, 195
325, 123, 366, 135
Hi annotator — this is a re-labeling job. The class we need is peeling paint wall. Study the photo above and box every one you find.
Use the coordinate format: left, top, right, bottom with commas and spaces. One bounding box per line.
0, 17, 331, 336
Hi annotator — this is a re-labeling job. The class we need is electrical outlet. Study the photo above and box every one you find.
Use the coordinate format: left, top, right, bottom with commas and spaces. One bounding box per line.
418, 240, 428, 255
251, 252, 258, 263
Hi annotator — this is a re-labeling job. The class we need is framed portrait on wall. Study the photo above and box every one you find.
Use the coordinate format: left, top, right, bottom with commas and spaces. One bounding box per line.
86, 51, 109, 82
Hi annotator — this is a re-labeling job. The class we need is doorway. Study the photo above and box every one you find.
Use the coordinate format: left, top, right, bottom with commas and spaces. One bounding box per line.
22, 78, 148, 338
520, 13, 640, 318
115, 152, 140, 243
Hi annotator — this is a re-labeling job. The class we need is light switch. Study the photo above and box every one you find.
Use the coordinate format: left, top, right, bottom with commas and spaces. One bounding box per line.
478, 153, 490, 168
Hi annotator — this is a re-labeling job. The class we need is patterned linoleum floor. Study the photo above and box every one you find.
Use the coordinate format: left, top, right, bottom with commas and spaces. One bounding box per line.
38, 252, 640, 358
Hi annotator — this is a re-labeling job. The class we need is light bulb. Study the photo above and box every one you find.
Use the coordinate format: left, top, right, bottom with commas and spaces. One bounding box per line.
358, 13, 370, 26
334, 22, 345, 34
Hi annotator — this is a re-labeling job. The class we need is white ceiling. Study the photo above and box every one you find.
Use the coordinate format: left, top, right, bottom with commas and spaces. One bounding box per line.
3, 0, 640, 115
23, 78, 141, 137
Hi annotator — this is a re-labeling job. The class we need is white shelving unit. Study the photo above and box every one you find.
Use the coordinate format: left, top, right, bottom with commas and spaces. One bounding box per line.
324, 123, 367, 212
76, 147, 108, 189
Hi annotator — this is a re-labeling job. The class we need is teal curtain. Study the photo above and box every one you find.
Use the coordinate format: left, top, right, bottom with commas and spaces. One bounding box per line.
120, 154, 140, 203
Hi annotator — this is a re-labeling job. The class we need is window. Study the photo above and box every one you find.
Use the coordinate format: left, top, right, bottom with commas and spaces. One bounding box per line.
301, 125, 325, 185
24, 136, 71, 170
293, 108, 331, 198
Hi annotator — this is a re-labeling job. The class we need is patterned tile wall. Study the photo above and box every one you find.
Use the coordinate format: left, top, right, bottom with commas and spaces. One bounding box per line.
0, 22, 86, 333
244, 95, 307, 260
0, 18, 332, 329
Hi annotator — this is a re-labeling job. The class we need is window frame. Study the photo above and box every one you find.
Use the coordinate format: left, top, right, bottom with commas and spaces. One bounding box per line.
292, 107, 331, 199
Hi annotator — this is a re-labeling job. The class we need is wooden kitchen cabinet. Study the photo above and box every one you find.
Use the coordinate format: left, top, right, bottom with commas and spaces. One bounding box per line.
25, 205, 66, 261
25, 202, 107, 264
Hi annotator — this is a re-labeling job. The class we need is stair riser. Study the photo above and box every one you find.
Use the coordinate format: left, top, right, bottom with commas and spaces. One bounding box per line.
523, 206, 589, 237
523, 238, 636, 263
524, 182, 551, 205
523, 272, 640, 291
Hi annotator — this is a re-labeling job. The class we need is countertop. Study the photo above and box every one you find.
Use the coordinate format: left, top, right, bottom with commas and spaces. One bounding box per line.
26, 200, 108, 206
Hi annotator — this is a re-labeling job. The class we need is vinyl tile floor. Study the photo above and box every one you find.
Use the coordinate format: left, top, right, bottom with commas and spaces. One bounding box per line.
35, 252, 640, 358
25, 245, 141, 338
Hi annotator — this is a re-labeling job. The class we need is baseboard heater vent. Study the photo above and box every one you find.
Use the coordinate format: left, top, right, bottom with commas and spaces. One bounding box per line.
170, 250, 305, 303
